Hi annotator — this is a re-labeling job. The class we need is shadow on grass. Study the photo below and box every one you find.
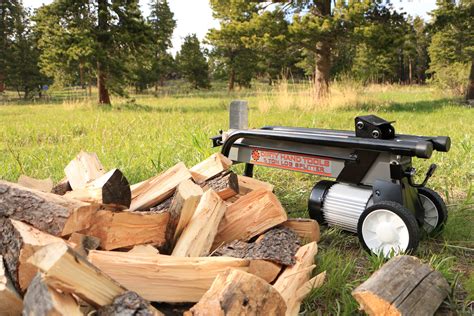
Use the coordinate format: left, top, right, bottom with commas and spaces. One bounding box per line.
348, 98, 463, 113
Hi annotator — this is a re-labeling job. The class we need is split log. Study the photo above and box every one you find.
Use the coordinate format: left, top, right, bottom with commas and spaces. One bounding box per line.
64, 151, 105, 190
248, 260, 282, 283
202, 171, 239, 200
213, 227, 300, 266
0, 255, 22, 315
187, 268, 286, 316
190, 153, 232, 184
86, 209, 170, 250
274, 242, 318, 316
281, 218, 320, 243
88, 251, 251, 303
64, 169, 131, 208
130, 162, 192, 211
22, 273, 82, 316
0, 180, 98, 237
51, 178, 72, 196
162, 180, 203, 253
17, 175, 53, 193
212, 189, 287, 249
128, 245, 159, 255
98, 291, 163, 316
295, 271, 326, 302
28, 243, 133, 309
172, 190, 226, 257
237, 175, 274, 194
0, 219, 66, 292
68, 233, 101, 257
352, 255, 450, 316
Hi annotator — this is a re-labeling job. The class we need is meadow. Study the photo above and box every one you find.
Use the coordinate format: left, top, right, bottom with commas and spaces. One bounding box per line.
1, 83, 473, 314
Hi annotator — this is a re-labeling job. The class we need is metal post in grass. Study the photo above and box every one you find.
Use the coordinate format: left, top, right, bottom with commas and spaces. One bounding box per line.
229, 100, 248, 130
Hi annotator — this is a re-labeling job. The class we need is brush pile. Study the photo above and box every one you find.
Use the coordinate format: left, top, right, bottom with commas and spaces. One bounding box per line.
0, 151, 324, 316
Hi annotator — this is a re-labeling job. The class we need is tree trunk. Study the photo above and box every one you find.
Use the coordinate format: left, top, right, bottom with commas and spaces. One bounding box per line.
0, 73, 5, 93
97, 0, 111, 105
314, 40, 330, 99
408, 57, 413, 85
79, 62, 85, 89
466, 58, 474, 103
228, 68, 235, 91
97, 62, 110, 104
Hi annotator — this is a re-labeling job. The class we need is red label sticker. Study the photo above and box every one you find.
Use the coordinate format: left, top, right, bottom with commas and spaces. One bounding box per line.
249, 148, 333, 176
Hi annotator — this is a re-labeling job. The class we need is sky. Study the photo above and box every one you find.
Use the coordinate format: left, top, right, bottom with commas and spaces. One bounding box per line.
23, 0, 437, 54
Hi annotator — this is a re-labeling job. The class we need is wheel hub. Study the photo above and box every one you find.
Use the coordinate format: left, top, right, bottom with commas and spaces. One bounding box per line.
376, 223, 398, 244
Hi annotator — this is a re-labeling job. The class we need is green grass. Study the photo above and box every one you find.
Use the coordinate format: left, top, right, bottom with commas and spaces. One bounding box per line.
1, 84, 473, 314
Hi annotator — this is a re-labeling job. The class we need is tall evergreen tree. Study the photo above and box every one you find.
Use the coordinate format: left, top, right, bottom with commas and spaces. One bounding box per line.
0, 0, 22, 93
177, 34, 210, 89
34, 0, 150, 104
272, 0, 368, 98
207, 0, 260, 91
148, 0, 176, 89
428, 0, 473, 99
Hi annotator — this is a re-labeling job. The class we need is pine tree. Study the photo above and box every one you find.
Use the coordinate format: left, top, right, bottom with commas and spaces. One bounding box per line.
0, 0, 22, 93
428, 0, 473, 99
177, 34, 210, 89
148, 0, 176, 89
207, 0, 260, 91
286, 0, 368, 98
33, 0, 150, 105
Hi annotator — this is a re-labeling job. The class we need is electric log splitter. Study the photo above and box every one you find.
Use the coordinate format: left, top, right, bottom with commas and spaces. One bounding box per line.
211, 101, 451, 256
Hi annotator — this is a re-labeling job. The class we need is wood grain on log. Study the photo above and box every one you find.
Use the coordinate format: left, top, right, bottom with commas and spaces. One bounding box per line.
274, 242, 318, 316
237, 175, 274, 194
86, 209, 170, 250
212, 189, 287, 250
0, 180, 98, 237
88, 251, 250, 303
352, 255, 450, 316
28, 243, 126, 307
22, 273, 82, 316
248, 260, 282, 283
172, 190, 226, 257
65, 168, 131, 208
130, 162, 192, 211
163, 179, 203, 254
64, 151, 105, 190
281, 218, 320, 243
17, 175, 53, 193
190, 153, 232, 184
187, 268, 286, 316
28, 243, 161, 314
0, 255, 23, 315
0, 219, 65, 293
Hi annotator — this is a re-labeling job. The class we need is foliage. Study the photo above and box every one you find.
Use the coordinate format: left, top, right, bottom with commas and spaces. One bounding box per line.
176, 34, 210, 89
0, 2, 48, 98
428, 0, 473, 94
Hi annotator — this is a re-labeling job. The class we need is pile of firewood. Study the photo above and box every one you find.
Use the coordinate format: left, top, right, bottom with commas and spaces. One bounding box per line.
0, 151, 325, 316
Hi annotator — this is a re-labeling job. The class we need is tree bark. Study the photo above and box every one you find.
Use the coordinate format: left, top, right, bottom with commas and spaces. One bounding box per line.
0, 73, 5, 93
466, 57, 474, 103
314, 39, 330, 100
228, 68, 235, 91
313, 0, 331, 99
97, 0, 111, 105
97, 62, 111, 105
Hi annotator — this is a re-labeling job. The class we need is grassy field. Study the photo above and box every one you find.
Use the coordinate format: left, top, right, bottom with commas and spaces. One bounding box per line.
1, 84, 473, 314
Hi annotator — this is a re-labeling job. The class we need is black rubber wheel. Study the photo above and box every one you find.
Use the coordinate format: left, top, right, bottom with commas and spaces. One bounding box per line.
357, 201, 420, 257
417, 187, 448, 234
